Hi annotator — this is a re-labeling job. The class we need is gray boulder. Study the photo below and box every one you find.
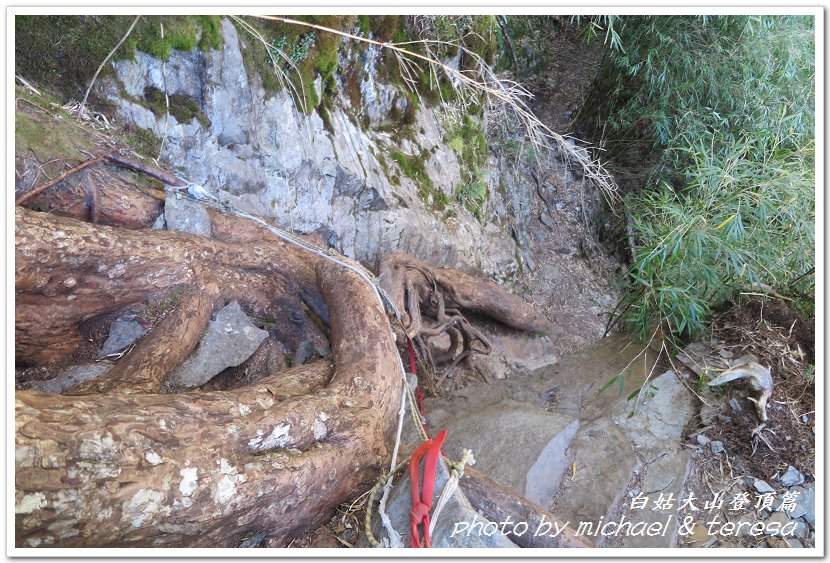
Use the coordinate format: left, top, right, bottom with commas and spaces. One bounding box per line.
164, 301, 268, 389
164, 192, 211, 237
780, 466, 805, 487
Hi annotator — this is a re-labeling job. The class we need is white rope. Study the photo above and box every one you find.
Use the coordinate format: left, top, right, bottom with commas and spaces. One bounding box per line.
428, 449, 475, 536
375, 376, 409, 548
156, 19, 170, 163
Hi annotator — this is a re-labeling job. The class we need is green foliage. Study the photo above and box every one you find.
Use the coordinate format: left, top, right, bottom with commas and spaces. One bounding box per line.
198, 16, 224, 51
127, 16, 206, 61
236, 15, 359, 113
590, 16, 815, 339
14, 15, 224, 102
15, 103, 92, 162
124, 125, 162, 157
497, 15, 563, 77
455, 179, 487, 220
387, 147, 453, 212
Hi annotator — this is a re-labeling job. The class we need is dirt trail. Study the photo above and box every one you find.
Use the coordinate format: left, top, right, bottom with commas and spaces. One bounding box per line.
514, 24, 622, 355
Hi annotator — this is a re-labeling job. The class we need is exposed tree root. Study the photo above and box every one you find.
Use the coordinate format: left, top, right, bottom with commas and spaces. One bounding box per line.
67, 286, 217, 395
15, 260, 400, 548
15, 158, 557, 547
378, 253, 552, 392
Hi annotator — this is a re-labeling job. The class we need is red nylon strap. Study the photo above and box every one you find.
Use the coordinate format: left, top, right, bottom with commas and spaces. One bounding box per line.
409, 429, 447, 548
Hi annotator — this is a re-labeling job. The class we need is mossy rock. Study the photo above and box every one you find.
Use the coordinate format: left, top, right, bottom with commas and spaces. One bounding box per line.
15, 15, 225, 106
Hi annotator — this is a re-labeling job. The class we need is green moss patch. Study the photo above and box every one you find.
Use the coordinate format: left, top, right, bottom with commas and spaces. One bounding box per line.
142, 86, 210, 129
444, 114, 489, 218
15, 107, 92, 163
15, 15, 225, 106
234, 15, 358, 113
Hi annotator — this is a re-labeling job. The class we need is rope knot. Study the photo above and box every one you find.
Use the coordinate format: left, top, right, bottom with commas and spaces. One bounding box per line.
409, 502, 430, 524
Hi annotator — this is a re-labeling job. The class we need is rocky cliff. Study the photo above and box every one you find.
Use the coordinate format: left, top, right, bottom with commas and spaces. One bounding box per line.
96, 18, 533, 278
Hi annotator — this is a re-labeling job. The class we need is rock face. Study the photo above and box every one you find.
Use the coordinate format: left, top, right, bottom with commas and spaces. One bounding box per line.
164, 301, 268, 390
163, 193, 212, 237
98, 18, 521, 278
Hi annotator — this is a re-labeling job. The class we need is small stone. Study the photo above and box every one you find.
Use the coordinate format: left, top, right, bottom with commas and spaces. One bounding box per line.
32, 363, 112, 394
710, 440, 724, 454
164, 193, 212, 237
790, 483, 815, 527
734, 513, 756, 537
152, 212, 166, 229
794, 521, 810, 539
780, 466, 805, 487
98, 315, 147, 359
784, 538, 804, 548
728, 398, 743, 411
763, 511, 790, 536
164, 301, 268, 389
753, 479, 776, 494
696, 434, 711, 446
628, 488, 640, 498
801, 414, 809, 423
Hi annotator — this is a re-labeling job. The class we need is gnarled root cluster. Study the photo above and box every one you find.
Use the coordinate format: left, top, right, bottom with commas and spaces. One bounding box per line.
379, 253, 551, 393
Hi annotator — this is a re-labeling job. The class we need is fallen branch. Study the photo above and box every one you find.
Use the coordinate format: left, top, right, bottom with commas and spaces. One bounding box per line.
15, 156, 103, 205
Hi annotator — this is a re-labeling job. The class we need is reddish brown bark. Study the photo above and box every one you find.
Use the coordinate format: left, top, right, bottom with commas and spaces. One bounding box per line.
14, 164, 558, 548
21, 163, 164, 229
379, 253, 551, 334
15, 207, 326, 366
67, 286, 217, 395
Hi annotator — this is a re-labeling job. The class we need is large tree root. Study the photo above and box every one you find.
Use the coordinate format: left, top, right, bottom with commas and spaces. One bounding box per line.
15, 207, 327, 367
15, 260, 400, 547
67, 286, 217, 395
15, 160, 559, 548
